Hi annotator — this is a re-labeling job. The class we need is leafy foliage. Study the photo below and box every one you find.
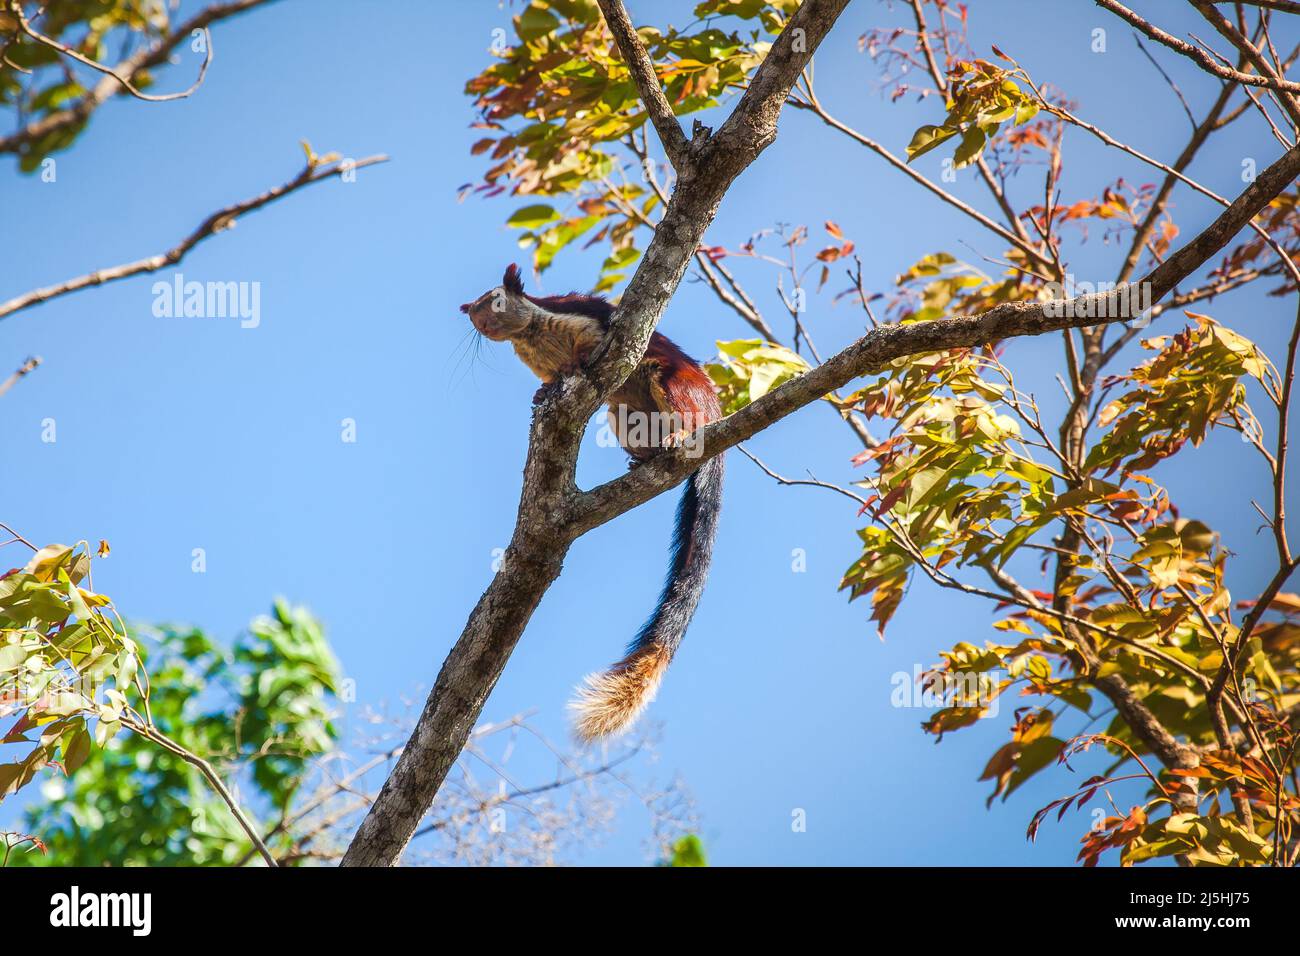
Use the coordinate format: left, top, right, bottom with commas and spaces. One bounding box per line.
462, 0, 785, 286
834, 300, 1287, 863
1089, 316, 1273, 475
0, 542, 139, 801
0, 533, 341, 865
0, 0, 185, 170
707, 338, 811, 415
660, 833, 707, 866
12, 601, 340, 866
905, 57, 1039, 168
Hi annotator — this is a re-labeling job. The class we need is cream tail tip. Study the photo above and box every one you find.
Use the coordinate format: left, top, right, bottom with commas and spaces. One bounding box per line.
567, 652, 668, 742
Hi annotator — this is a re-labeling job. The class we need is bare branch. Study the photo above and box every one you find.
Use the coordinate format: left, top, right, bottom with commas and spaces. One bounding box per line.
1116, 67, 1242, 283
1022, 76, 1300, 291
788, 92, 1055, 269
0, 354, 39, 398
122, 717, 277, 867
1132, 31, 1198, 130
693, 249, 779, 340
1096, 0, 1300, 95
1224, 0, 1300, 13
0, 154, 388, 322
1189, 0, 1300, 127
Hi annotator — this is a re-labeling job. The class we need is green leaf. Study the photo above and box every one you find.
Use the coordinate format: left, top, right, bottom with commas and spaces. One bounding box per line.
953, 126, 987, 168
517, 6, 561, 42
663, 834, 707, 867
905, 124, 958, 162
62, 722, 90, 775
0, 644, 26, 673
507, 204, 561, 229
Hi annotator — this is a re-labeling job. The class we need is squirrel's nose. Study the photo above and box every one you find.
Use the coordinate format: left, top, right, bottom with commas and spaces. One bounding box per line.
459, 302, 471, 314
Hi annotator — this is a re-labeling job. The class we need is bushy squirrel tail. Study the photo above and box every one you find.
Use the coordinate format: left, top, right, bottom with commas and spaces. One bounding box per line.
569, 454, 724, 740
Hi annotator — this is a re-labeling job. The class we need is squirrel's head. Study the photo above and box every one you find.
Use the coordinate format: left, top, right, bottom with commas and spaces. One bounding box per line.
459, 264, 531, 341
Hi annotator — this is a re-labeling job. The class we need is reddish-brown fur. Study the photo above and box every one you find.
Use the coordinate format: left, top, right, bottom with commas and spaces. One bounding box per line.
462, 265, 725, 740
654, 337, 722, 425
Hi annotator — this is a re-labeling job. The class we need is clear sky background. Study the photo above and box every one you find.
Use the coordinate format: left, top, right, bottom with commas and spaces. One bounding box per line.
3, 0, 1297, 865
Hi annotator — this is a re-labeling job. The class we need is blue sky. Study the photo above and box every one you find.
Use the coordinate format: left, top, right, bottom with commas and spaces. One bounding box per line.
2, 0, 1297, 865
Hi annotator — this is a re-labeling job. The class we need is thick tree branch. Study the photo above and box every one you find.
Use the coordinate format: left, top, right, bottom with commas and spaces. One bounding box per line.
0, 154, 388, 322
1144, 141, 1300, 291
573, 141, 1300, 530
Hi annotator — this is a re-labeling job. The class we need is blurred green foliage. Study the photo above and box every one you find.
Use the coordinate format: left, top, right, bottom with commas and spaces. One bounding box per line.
1, 0, 187, 170
661, 833, 707, 867
13, 600, 341, 866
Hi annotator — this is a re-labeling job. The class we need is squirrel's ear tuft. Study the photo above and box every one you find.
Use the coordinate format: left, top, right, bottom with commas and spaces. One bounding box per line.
503, 263, 524, 295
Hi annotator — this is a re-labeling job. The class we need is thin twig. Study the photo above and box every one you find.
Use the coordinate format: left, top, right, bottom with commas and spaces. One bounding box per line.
5, 0, 213, 102
0, 154, 388, 321
0, 355, 40, 398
